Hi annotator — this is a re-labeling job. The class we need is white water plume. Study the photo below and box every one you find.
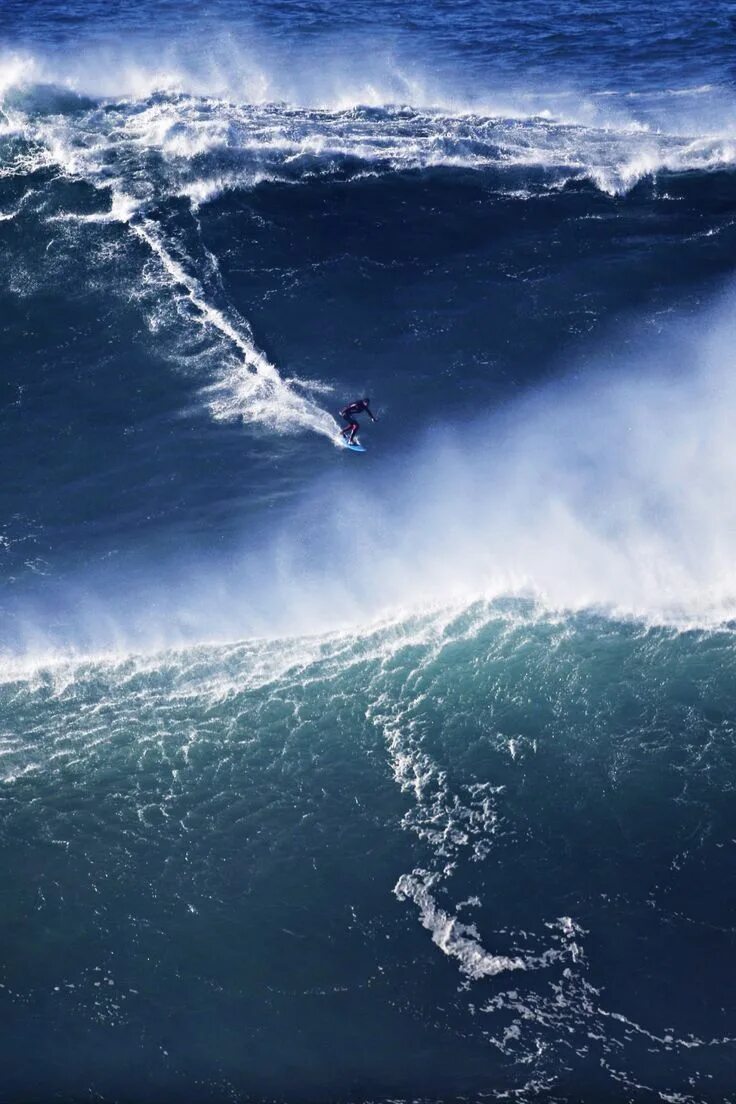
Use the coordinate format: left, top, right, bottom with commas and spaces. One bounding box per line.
3, 39, 736, 198
293, 299, 736, 628
310, 292, 736, 629
5, 287, 736, 667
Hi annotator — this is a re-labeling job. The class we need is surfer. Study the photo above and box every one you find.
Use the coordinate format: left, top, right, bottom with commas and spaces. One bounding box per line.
340, 397, 376, 444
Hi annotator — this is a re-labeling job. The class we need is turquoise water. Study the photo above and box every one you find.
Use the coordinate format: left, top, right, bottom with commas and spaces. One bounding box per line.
4, 606, 736, 1098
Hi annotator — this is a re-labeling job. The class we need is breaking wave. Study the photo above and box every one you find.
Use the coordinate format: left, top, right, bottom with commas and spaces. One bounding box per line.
2, 45, 736, 461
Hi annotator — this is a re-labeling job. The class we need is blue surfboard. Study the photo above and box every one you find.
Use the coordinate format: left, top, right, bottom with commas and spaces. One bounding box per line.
340, 439, 366, 453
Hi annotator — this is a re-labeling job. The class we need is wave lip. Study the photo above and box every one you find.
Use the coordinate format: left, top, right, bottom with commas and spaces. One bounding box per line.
35, 95, 736, 197
3, 41, 736, 200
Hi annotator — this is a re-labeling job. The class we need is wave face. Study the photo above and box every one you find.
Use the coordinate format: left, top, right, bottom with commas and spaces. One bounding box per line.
4, 609, 736, 1102
3, 1, 736, 1101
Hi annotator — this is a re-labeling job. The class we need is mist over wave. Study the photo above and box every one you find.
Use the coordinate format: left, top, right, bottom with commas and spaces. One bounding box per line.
3, 30, 736, 198
5, 3, 736, 1102
5, 285, 736, 669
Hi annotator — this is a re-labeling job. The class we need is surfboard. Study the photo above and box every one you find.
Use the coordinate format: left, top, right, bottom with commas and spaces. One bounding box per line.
339, 438, 366, 453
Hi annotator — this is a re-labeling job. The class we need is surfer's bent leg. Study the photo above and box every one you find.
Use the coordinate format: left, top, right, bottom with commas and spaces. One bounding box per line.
341, 416, 359, 440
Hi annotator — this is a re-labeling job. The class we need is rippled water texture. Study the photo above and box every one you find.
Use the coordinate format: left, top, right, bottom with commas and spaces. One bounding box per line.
2, 2, 736, 1101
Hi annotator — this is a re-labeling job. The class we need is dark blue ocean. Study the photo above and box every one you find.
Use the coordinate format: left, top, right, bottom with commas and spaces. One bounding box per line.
2, 1, 736, 1100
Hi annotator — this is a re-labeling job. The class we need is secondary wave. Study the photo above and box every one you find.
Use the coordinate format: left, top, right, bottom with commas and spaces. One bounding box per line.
2, 603, 735, 1100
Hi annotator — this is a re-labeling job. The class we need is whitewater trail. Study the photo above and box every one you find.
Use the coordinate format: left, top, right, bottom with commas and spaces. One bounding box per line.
4, 94, 734, 454
129, 218, 339, 439
1, 79, 342, 443
3, 53, 736, 449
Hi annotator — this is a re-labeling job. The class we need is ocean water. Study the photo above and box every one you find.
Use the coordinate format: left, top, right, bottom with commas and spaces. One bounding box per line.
2, 1, 736, 1100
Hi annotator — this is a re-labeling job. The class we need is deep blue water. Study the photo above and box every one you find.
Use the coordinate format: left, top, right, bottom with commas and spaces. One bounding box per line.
2, 1, 736, 1101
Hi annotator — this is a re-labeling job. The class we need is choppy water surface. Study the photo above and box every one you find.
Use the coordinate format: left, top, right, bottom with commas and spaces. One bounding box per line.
2, 1, 736, 1100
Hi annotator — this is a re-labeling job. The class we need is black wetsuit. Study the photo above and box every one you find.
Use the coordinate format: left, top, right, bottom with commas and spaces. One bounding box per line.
340, 399, 375, 438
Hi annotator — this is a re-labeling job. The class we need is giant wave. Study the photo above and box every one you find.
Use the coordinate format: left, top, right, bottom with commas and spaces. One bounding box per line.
4, 5, 736, 1101
3, 47, 736, 469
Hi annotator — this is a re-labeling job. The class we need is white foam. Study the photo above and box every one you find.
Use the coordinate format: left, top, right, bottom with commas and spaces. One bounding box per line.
130, 219, 338, 440
395, 870, 527, 979
48, 190, 140, 224
0, 89, 342, 443
3, 42, 736, 200
5, 55, 736, 649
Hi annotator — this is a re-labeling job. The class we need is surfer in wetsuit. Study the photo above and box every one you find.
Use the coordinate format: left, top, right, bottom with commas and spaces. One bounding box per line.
340, 397, 376, 444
